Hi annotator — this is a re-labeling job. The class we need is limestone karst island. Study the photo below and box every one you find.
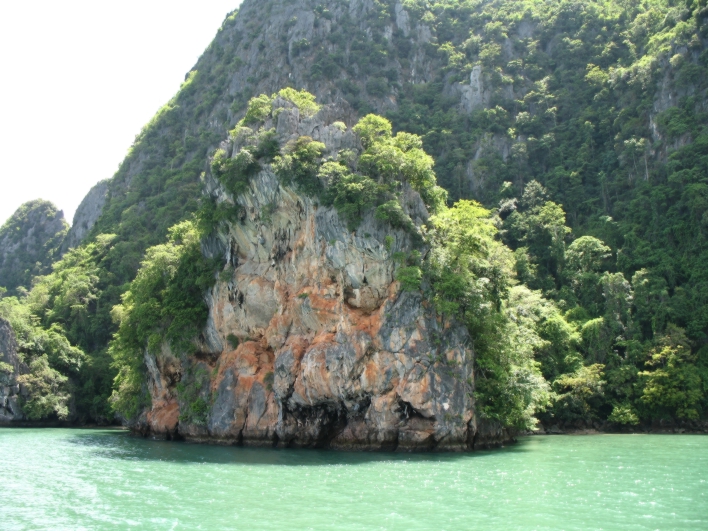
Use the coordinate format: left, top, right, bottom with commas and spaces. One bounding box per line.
1, 1, 707, 529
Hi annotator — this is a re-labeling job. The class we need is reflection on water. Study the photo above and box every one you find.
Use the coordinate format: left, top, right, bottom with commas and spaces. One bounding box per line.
68, 430, 510, 466
2, 428, 706, 531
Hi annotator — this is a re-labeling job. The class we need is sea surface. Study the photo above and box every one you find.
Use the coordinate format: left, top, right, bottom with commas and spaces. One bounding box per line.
0, 429, 706, 530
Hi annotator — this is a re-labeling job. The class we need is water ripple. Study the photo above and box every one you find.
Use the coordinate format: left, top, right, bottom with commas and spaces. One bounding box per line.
0, 430, 706, 530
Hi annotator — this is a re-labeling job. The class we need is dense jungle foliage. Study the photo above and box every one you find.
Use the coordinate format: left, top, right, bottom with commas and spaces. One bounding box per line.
2, 0, 708, 430
110, 222, 217, 419
113, 89, 708, 430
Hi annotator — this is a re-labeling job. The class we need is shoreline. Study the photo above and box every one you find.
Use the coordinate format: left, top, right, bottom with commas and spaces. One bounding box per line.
3, 422, 706, 450
0, 422, 125, 430
524, 425, 708, 436
3, 421, 706, 436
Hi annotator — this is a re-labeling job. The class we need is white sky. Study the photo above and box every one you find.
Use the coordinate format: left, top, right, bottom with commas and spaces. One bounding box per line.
0, 0, 243, 227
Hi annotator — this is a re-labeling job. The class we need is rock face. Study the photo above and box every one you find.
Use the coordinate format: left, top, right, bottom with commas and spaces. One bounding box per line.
0, 200, 68, 295
0, 318, 24, 423
134, 103, 491, 451
63, 180, 109, 251
459, 65, 490, 113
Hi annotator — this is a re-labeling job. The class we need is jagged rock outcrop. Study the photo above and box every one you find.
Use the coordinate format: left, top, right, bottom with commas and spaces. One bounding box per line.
133, 102, 494, 451
0, 200, 68, 295
62, 180, 109, 252
0, 318, 24, 423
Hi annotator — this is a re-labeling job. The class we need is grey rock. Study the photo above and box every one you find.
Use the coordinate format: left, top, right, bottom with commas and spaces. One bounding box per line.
63, 180, 109, 251
459, 65, 490, 113
209, 368, 246, 439
0, 318, 25, 422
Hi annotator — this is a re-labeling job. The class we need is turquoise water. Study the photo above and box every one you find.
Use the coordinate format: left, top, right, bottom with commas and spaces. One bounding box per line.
0, 429, 706, 530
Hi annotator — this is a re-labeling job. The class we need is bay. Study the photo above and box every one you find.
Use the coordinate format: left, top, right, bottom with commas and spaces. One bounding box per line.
1, 429, 706, 530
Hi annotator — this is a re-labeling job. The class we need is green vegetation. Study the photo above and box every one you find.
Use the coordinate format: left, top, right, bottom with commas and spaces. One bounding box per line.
220, 91, 445, 236
264, 371, 274, 392
109, 220, 218, 418
423, 200, 555, 429
226, 333, 239, 350
316, 0, 708, 350
17, 356, 71, 421
3, 1, 708, 431
176, 365, 211, 425
0, 200, 68, 296
213, 88, 325, 201
211, 148, 259, 196
22, 234, 120, 421
0, 295, 83, 420
308, 0, 708, 428
231, 89, 707, 431
497, 179, 708, 427
275, 136, 327, 197
273, 111, 447, 231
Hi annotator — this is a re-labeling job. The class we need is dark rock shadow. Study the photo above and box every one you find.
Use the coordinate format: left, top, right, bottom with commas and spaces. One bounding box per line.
64, 429, 534, 467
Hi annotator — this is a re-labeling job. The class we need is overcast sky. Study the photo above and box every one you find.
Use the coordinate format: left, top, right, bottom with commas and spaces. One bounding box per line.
0, 0, 243, 227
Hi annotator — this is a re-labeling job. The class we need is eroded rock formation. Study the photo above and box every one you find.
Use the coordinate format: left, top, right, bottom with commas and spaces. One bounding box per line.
132, 102, 496, 450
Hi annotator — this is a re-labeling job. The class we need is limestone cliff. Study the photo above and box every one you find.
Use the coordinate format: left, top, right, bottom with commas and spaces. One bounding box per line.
0, 200, 68, 295
0, 318, 24, 423
62, 180, 109, 252
132, 101, 500, 451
